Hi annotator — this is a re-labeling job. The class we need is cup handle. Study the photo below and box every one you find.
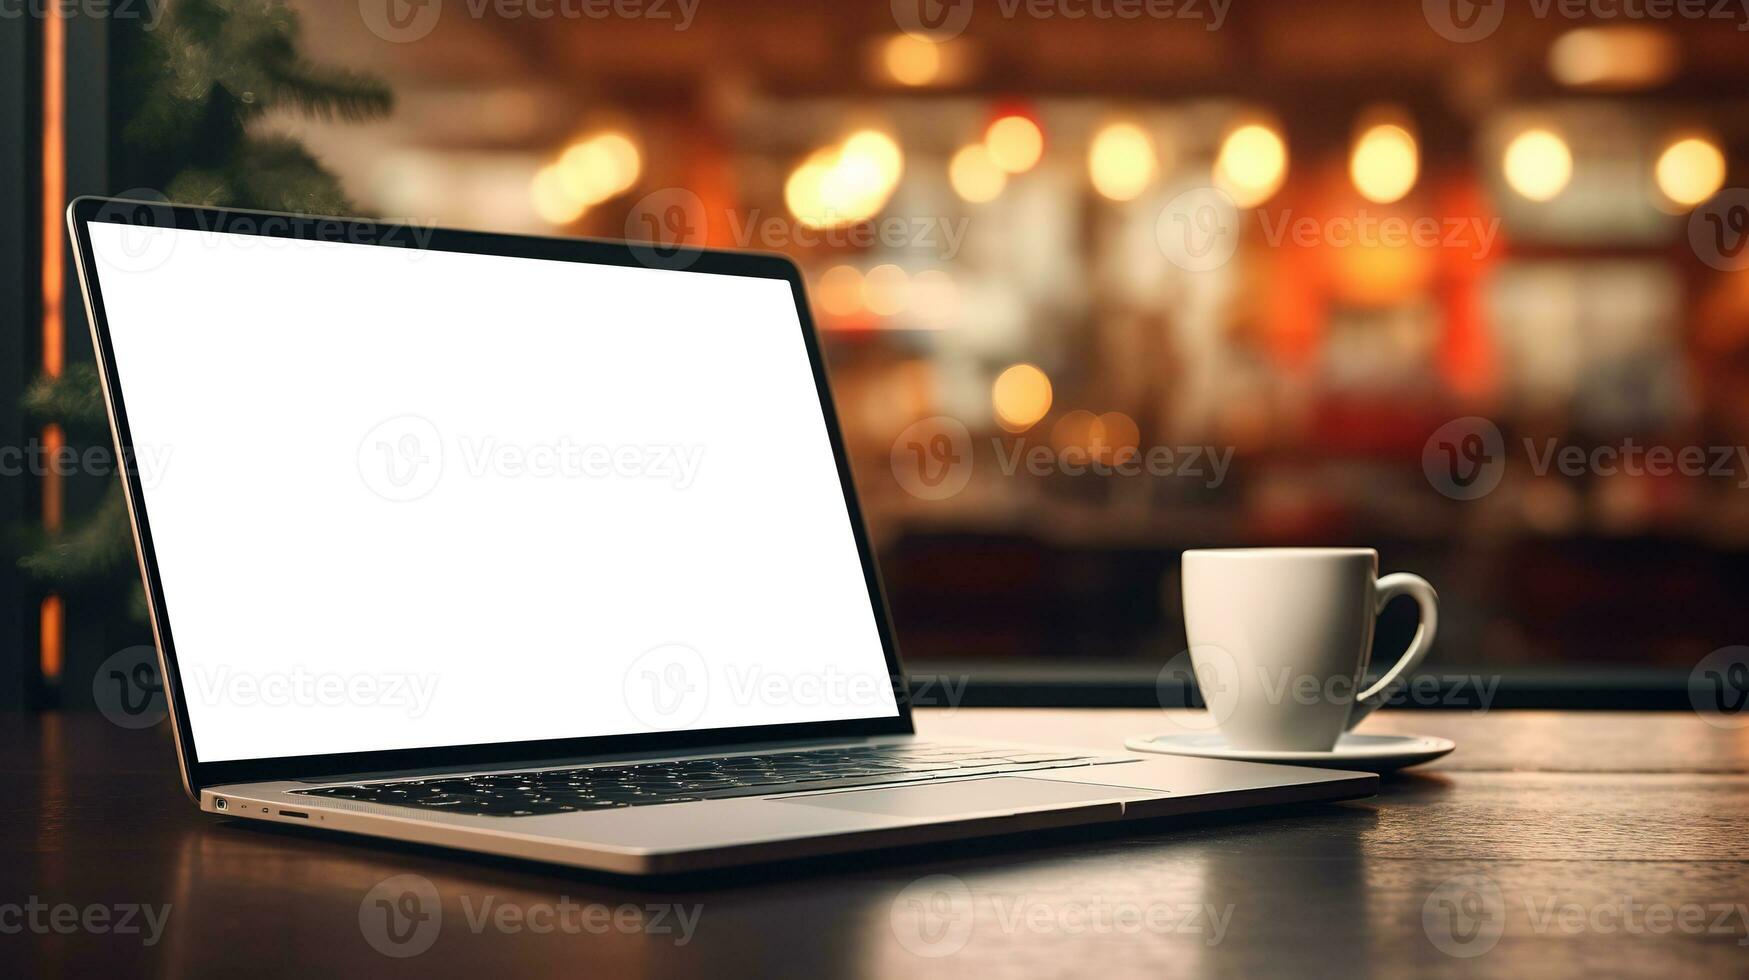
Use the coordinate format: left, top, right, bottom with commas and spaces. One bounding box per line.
1347, 573, 1439, 730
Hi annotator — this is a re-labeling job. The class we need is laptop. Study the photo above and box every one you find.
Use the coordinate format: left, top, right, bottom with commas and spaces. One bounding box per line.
67, 197, 1375, 875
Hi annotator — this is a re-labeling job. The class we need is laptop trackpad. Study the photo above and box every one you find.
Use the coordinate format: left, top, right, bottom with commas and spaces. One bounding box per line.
778, 777, 1152, 819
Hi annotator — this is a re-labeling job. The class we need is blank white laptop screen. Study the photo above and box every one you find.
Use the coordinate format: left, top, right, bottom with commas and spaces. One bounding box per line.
85, 222, 899, 763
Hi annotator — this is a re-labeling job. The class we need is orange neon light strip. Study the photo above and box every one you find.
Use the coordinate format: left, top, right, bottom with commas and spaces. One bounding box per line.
41, 10, 66, 683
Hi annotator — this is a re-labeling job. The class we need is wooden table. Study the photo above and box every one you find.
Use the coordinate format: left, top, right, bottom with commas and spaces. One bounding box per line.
3, 709, 1745, 977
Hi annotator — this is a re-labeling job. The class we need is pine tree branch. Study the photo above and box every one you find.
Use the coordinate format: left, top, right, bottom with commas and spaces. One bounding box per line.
164, 168, 233, 207
20, 487, 138, 584
230, 135, 356, 214
260, 62, 392, 122
23, 365, 109, 431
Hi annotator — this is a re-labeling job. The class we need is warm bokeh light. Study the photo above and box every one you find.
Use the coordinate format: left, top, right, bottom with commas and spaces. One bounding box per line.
843, 129, 904, 188
909, 269, 958, 329
816, 264, 865, 317
559, 131, 642, 205
785, 150, 835, 227
1350, 123, 1418, 204
530, 165, 585, 224
1548, 26, 1677, 89
1088, 122, 1157, 202
1654, 137, 1726, 209
992, 364, 1053, 432
1090, 411, 1140, 465
1214, 123, 1287, 208
949, 143, 1007, 203
862, 263, 911, 316
591, 131, 642, 194
1334, 238, 1435, 307
1503, 128, 1574, 202
1047, 409, 1137, 463
883, 34, 941, 86
787, 131, 905, 228
1050, 410, 1097, 459
986, 115, 1044, 174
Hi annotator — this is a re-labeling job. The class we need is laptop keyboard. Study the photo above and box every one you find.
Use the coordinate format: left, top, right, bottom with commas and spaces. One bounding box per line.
290, 743, 1119, 817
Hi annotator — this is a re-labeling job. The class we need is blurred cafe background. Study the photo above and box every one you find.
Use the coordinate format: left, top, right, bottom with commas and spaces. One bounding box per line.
7, 0, 1749, 708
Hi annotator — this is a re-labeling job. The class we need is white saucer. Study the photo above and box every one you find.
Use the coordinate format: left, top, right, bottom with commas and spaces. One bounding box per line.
1124, 732, 1455, 772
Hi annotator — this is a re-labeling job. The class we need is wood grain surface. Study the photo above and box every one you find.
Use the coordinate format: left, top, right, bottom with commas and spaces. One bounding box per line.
2, 709, 1745, 978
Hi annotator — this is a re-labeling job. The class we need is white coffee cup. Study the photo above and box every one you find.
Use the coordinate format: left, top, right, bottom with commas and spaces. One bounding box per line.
1181, 548, 1438, 751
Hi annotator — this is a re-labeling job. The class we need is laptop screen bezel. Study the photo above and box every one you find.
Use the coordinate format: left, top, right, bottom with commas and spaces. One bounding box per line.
67, 196, 915, 792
